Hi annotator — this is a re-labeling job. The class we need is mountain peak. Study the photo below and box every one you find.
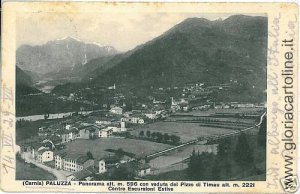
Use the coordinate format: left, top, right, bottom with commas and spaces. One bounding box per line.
17, 37, 118, 74
223, 14, 265, 24
165, 17, 212, 34
182, 17, 211, 24
56, 36, 81, 42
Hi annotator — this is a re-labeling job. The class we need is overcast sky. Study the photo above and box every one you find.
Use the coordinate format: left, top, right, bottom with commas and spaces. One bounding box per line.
17, 12, 264, 52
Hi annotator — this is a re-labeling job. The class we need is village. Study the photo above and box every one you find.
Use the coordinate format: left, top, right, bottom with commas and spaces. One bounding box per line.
16, 82, 266, 181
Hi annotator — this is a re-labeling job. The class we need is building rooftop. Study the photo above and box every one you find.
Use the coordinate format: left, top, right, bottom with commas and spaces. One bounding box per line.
69, 127, 79, 133
81, 125, 101, 132
69, 168, 94, 180
101, 127, 113, 132
138, 163, 151, 170
53, 150, 68, 157
76, 155, 92, 164
38, 147, 51, 154
110, 107, 123, 110
49, 135, 62, 144
57, 129, 70, 135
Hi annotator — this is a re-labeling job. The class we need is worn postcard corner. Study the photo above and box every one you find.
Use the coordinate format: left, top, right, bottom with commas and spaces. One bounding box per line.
0, 1, 299, 193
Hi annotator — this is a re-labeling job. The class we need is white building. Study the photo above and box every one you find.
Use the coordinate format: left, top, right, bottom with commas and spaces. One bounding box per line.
37, 148, 53, 163
108, 83, 116, 90
182, 106, 189, 111
123, 111, 133, 118
236, 103, 255, 108
99, 159, 106, 174
65, 124, 71, 130
144, 112, 157, 120
110, 107, 123, 115
99, 128, 113, 138
54, 154, 94, 172
54, 153, 67, 169
121, 121, 125, 128
95, 120, 112, 125
120, 122, 127, 132
137, 163, 151, 177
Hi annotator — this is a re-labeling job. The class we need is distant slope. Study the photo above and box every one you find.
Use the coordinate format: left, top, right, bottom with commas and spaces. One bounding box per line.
81, 51, 135, 82
16, 66, 93, 116
16, 66, 34, 86
16, 37, 118, 75
97, 15, 266, 97
53, 15, 267, 102
16, 66, 41, 96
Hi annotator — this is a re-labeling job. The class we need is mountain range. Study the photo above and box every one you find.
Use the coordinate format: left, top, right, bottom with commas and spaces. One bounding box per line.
16, 37, 117, 75
17, 15, 267, 104
52, 15, 267, 102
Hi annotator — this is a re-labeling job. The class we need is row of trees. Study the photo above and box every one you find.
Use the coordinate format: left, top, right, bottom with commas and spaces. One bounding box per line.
257, 116, 266, 147
187, 132, 257, 180
139, 130, 180, 145
187, 116, 267, 180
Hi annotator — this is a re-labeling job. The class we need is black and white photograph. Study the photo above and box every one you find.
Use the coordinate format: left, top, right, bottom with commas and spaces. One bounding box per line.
15, 11, 267, 182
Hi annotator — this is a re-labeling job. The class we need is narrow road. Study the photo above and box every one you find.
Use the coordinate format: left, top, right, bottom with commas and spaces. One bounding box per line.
23, 153, 67, 180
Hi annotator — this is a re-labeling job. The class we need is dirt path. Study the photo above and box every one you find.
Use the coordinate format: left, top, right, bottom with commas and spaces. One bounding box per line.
23, 153, 67, 180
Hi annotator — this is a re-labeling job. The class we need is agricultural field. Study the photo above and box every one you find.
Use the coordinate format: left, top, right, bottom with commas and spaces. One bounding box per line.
174, 108, 265, 117
150, 144, 218, 174
168, 116, 257, 124
132, 122, 238, 142
64, 138, 172, 160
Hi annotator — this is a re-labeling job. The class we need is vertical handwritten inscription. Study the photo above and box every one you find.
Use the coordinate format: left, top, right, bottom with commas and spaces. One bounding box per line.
1, 84, 15, 175
266, 13, 281, 190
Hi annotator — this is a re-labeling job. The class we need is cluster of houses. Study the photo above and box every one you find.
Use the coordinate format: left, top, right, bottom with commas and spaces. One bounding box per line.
20, 139, 151, 181
54, 153, 96, 173
170, 97, 189, 112
22, 141, 109, 180
213, 102, 266, 109
21, 103, 170, 165
19, 130, 152, 180
110, 105, 168, 121
18, 106, 164, 180
37, 114, 132, 145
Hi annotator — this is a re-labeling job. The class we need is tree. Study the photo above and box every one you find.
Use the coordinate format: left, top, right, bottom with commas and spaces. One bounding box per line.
187, 148, 200, 180
217, 138, 231, 158
217, 138, 232, 177
124, 102, 133, 112
258, 117, 266, 147
124, 131, 131, 138
87, 151, 94, 159
211, 158, 221, 180
139, 131, 145, 137
156, 132, 163, 143
187, 150, 215, 180
151, 132, 157, 139
110, 165, 135, 180
200, 152, 215, 180
163, 133, 170, 142
170, 135, 180, 145
146, 131, 151, 138
234, 132, 254, 169
116, 148, 125, 158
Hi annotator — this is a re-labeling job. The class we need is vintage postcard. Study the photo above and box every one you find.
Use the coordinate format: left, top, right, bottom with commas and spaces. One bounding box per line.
0, 1, 298, 193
